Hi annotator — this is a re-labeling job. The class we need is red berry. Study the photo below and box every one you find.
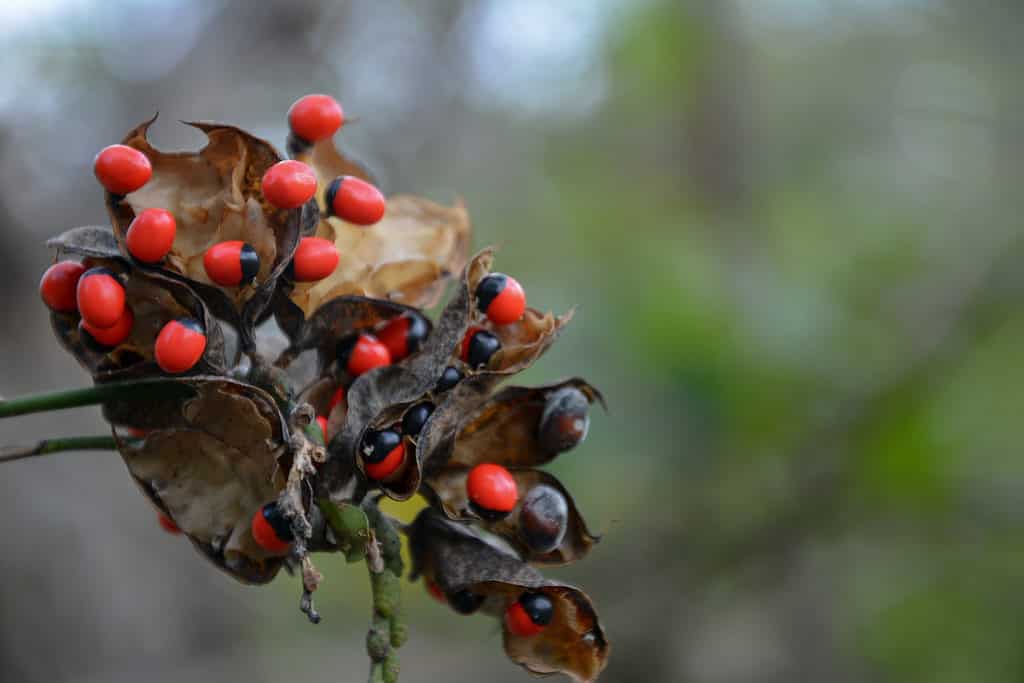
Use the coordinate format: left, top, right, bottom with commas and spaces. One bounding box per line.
364, 440, 405, 480
505, 593, 554, 637
80, 306, 134, 348
155, 318, 206, 374
475, 273, 526, 325
328, 386, 346, 414
467, 463, 518, 518
460, 327, 501, 369
325, 176, 386, 226
94, 144, 152, 195
203, 241, 260, 287
261, 160, 317, 209
337, 333, 391, 376
250, 502, 293, 554
158, 512, 181, 535
288, 94, 344, 143
376, 312, 429, 361
125, 208, 176, 263
316, 415, 329, 443
39, 261, 86, 312
76, 268, 126, 329
292, 237, 339, 282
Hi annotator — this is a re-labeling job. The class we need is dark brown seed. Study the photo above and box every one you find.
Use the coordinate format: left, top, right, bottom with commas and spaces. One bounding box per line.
518, 484, 568, 553
538, 386, 590, 453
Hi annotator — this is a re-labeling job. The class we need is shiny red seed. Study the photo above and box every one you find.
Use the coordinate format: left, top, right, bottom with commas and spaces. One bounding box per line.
250, 503, 293, 554
504, 595, 553, 637
94, 144, 152, 194
328, 386, 346, 414
81, 306, 134, 347
76, 269, 126, 329
476, 273, 526, 325
327, 176, 386, 226
204, 241, 260, 287
364, 441, 405, 480
292, 237, 339, 281
39, 261, 86, 312
467, 463, 518, 513
288, 94, 344, 142
155, 319, 206, 374
340, 333, 392, 376
316, 415, 329, 443
126, 208, 176, 263
261, 160, 317, 209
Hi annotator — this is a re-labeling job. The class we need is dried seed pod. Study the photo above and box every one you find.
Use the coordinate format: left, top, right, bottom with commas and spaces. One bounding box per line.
409, 510, 609, 683
113, 378, 291, 584
104, 118, 315, 344
422, 467, 597, 565
48, 257, 226, 381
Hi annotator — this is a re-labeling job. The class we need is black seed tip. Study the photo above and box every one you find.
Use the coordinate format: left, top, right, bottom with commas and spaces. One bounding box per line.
286, 132, 312, 158
177, 318, 205, 334
324, 176, 344, 217
434, 366, 463, 393
448, 589, 485, 615
519, 592, 554, 626
262, 502, 294, 541
405, 312, 430, 354
470, 500, 512, 522
239, 243, 260, 283
401, 402, 435, 437
361, 428, 402, 464
474, 273, 507, 315
467, 329, 501, 368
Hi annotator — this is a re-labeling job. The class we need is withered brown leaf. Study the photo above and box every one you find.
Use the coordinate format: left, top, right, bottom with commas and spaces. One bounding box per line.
114, 378, 290, 584
409, 510, 609, 683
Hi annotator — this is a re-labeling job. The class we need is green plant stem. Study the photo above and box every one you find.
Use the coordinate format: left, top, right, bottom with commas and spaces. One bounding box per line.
363, 500, 405, 683
0, 380, 192, 418
0, 435, 118, 464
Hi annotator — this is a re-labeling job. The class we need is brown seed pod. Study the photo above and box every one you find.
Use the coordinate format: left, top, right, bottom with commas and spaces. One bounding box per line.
104, 117, 315, 345
47, 256, 226, 381
421, 467, 598, 565
112, 377, 291, 584
409, 510, 609, 683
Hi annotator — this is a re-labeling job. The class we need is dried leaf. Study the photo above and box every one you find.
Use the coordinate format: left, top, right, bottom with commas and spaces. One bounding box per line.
114, 378, 289, 584
49, 259, 226, 381
284, 195, 471, 319
422, 467, 597, 565
46, 225, 121, 259
105, 118, 314, 342
409, 510, 609, 683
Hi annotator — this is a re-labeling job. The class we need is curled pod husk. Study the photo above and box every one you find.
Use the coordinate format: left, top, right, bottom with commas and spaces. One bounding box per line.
112, 377, 291, 584
45, 249, 226, 382
409, 510, 609, 683
436, 379, 605, 471
421, 467, 597, 565
274, 295, 425, 370
105, 117, 316, 346
46, 224, 122, 260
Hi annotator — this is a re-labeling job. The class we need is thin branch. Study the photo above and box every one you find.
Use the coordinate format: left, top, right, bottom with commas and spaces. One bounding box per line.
0, 435, 119, 464
0, 380, 192, 418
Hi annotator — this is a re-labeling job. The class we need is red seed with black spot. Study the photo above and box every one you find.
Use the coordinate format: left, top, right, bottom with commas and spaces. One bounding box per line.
76, 267, 126, 329
505, 592, 554, 637
288, 94, 344, 144
325, 175, 386, 226
376, 312, 429, 361
39, 261, 86, 312
337, 333, 391, 376
460, 327, 501, 369
251, 501, 293, 554
94, 144, 152, 195
475, 273, 526, 325
467, 463, 518, 520
204, 241, 260, 287
262, 160, 317, 209
155, 318, 206, 374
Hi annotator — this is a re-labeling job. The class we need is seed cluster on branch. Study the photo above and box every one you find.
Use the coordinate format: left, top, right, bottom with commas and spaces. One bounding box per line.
25, 94, 609, 682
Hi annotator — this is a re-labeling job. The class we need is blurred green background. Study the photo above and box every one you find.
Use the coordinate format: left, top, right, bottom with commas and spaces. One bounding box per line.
1, 1, 1021, 681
